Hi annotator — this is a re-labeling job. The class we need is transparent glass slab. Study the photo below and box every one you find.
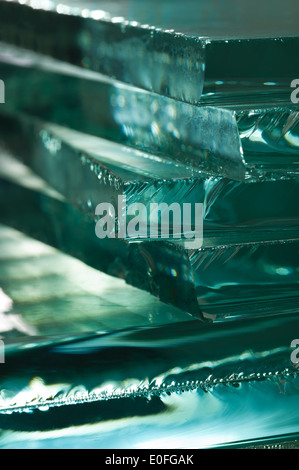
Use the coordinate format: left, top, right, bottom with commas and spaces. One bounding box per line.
235, 106, 299, 179
0, 174, 202, 318
0, 0, 298, 104
0, 224, 192, 340
1, 45, 299, 181
1, 120, 299, 243
0, 314, 298, 448
0, 44, 245, 180
0, 170, 298, 321
130, 239, 299, 321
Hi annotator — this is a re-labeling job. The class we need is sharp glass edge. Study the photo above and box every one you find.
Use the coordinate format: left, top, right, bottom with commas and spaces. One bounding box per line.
0, 0, 298, 107
1, 44, 299, 181
1, 122, 299, 247
0, 0, 206, 104
1, 310, 299, 414
1, 168, 299, 320
0, 367, 296, 414
0, 47, 246, 181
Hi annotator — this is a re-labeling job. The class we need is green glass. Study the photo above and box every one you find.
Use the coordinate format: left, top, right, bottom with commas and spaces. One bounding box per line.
1, 0, 299, 452
0, 174, 204, 318
0, 46, 244, 180
0, 0, 298, 105
1, 45, 298, 181
0, 314, 298, 448
1, 114, 299, 244
142, 240, 299, 321
0, 224, 191, 338
0, 165, 298, 320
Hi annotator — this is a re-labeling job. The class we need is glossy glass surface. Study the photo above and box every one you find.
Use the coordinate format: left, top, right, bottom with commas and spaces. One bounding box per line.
0, 0, 298, 104
0, 313, 298, 448
0, 161, 298, 321
1, 45, 298, 181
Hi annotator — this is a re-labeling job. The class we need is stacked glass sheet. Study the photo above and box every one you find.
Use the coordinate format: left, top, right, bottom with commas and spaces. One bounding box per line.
0, 0, 298, 449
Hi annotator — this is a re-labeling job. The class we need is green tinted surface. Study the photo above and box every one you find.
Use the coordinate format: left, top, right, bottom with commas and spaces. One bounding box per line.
1, 45, 299, 181
0, 118, 298, 240
0, 315, 298, 448
0, 0, 298, 104
0, 164, 298, 321
0, 46, 244, 180
0, 224, 191, 339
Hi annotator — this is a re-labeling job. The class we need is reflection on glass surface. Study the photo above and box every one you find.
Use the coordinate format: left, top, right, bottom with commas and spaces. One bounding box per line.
0, 0, 299, 103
